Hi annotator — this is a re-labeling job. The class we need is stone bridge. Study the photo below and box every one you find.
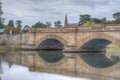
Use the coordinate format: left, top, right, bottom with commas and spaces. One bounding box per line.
1, 25, 120, 79
5, 25, 120, 51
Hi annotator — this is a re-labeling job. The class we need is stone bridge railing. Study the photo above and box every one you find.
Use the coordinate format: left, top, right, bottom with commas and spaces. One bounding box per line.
29, 25, 120, 33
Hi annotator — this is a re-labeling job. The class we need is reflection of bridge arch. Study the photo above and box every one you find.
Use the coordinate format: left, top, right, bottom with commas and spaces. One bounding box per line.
36, 34, 68, 49
78, 33, 120, 50
36, 52, 68, 67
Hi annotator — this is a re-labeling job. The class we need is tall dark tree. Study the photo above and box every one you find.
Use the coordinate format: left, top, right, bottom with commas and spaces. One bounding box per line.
113, 12, 120, 19
8, 20, 14, 27
16, 20, 22, 33
0, 2, 4, 29
46, 21, 51, 27
16, 20, 22, 28
54, 20, 62, 28
79, 14, 91, 25
91, 17, 106, 24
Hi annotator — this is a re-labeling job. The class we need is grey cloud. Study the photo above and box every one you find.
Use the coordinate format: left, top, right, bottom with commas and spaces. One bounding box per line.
2, 0, 120, 26
30, 8, 64, 16
69, 0, 110, 8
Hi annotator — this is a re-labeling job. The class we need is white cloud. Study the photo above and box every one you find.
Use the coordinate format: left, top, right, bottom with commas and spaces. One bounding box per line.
1, 0, 120, 26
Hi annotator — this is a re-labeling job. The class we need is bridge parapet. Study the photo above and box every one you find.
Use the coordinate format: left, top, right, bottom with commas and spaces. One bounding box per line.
29, 27, 76, 33
29, 25, 120, 33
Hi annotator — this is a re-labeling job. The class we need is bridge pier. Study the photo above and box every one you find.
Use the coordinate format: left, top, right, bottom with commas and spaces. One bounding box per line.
64, 45, 77, 51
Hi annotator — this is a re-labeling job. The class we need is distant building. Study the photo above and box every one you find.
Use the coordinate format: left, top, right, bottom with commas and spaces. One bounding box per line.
64, 14, 78, 27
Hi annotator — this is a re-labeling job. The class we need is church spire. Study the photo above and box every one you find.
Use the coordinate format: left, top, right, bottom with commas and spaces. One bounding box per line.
64, 13, 68, 27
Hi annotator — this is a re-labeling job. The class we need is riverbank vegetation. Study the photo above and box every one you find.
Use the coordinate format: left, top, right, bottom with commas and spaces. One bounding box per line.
78, 12, 120, 27
106, 44, 120, 52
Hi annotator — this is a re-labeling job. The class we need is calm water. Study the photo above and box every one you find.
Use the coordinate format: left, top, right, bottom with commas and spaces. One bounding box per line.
0, 62, 87, 80
0, 50, 120, 80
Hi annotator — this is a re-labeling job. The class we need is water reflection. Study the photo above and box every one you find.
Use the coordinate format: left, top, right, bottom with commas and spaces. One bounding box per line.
38, 50, 64, 63
1, 62, 87, 80
0, 50, 120, 80
80, 52, 119, 68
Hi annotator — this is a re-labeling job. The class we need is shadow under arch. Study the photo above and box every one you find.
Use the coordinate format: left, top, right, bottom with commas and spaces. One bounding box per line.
36, 34, 68, 49
80, 38, 112, 51
38, 38, 64, 50
79, 38, 120, 68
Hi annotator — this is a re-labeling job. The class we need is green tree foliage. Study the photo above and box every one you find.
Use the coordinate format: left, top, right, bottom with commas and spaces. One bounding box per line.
113, 18, 120, 24
92, 17, 106, 24
113, 12, 120, 19
54, 20, 62, 28
111, 56, 120, 63
46, 21, 51, 27
16, 20, 22, 28
4, 25, 12, 34
0, 22, 4, 29
16, 20, 22, 33
105, 21, 114, 24
79, 14, 106, 26
0, 2, 4, 29
83, 21, 96, 26
5, 20, 15, 33
32, 21, 47, 28
8, 20, 14, 27
78, 14, 91, 25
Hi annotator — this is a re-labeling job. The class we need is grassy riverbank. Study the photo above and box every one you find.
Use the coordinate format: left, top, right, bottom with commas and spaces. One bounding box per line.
106, 44, 120, 52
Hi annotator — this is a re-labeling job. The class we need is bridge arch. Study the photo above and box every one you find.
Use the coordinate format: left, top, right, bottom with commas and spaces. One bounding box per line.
80, 38, 112, 51
36, 34, 68, 49
77, 33, 120, 68
78, 33, 120, 50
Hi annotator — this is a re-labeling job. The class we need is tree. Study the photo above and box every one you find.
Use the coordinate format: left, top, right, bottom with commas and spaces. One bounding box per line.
92, 18, 102, 24
32, 21, 47, 28
8, 20, 14, 27
0, 2, 4, 29
91, 17, 106, 24
83, 21, 96, 26
54, 20, 62, 28
114, 18, 120, 24
105, 20, 114, 24
16, 20, 22, 33
46, 21, 51, 27
0, 21, 4, 29
16, 20, 22, 28
113, 12, 120, 19
78, 14, 91, 25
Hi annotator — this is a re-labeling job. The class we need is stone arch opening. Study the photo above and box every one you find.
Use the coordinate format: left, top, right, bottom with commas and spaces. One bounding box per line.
80, 38, 112, 51
38, 38, 64, 50
36, 34, 68, 49
79, 38, 120, 68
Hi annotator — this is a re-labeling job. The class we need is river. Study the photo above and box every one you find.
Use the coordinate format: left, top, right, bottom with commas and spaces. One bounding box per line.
0, 50, 120, 80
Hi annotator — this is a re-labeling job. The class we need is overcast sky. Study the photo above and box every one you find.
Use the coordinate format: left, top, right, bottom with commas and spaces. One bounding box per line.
1, 0, 120, 26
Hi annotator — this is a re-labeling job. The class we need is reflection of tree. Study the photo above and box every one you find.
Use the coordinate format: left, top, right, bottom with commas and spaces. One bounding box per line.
0, 59, 3, 80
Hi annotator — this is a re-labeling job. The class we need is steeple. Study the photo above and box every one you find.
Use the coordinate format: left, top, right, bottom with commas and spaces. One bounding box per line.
64, 13, 68, 27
